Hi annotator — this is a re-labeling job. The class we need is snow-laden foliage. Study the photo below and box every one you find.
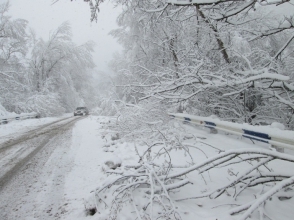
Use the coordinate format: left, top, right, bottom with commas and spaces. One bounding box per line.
27, 22, 96, 116
86, 0, 294, 128
114, 101, 169, 138
0, 2, 97, 116
0, 2, 28, 63
0, 102, 8, 117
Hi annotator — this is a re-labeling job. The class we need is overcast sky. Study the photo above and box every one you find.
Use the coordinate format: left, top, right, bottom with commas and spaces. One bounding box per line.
7, 0, 122, 76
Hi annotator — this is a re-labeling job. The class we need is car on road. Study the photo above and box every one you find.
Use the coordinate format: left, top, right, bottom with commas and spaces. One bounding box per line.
74, 107, 89, 116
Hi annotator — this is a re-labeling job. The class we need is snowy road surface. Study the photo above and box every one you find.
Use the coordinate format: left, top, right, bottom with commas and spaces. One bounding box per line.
0, 115, 293, 219
0, 115, 97, 219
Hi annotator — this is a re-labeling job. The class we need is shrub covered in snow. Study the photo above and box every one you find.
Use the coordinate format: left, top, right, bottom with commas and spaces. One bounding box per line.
92, 120, 294, 220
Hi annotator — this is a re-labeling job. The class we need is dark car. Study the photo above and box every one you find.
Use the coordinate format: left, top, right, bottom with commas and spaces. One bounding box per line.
74, 107, 89, 116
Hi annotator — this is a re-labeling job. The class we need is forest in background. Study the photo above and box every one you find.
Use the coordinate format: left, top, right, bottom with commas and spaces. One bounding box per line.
91, 0, 294, 130
2, 0, 294, 129
0, 2, 98, 117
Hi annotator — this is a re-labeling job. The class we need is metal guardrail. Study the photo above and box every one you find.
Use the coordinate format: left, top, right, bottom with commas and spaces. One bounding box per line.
0, 113, 40, 125
169, 113, 294, 151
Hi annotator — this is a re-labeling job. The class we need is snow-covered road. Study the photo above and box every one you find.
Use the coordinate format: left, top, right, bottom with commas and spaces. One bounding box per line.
0, 115, 293, 220
0, 116, 108, 219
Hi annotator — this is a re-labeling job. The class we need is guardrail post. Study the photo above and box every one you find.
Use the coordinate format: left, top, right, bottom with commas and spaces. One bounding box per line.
272, 145, 284, 153
203, 121, 218, 134
209, 127, 218, 134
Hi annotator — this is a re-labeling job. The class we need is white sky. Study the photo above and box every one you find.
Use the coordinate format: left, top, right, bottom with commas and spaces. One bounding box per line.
7, 0, 122, 76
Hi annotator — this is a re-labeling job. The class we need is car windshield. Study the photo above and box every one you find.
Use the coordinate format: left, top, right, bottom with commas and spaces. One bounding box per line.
76, 107, 86, 110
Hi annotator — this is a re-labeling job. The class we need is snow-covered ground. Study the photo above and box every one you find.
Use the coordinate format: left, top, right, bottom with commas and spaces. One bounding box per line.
0, 115, 293, 219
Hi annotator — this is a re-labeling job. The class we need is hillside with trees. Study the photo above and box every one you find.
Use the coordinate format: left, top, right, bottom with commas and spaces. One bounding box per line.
0, 2, 97, 116
88, 0, 294, 129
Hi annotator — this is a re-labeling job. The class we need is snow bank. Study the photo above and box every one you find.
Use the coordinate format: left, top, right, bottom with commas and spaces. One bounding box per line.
271, 122, 285, 130
0, 103, 39, 121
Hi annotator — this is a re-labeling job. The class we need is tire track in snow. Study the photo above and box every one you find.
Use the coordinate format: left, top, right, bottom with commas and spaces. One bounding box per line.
0, 121, 74, 220
0, 116, 74, 153
0, 116, 85, 191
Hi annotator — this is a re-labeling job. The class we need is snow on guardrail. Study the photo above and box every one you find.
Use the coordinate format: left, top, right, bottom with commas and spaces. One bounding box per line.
0, 112, 40, 125
168, 113, 294, 151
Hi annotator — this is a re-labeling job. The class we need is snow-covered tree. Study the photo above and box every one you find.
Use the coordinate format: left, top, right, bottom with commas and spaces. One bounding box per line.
25, 22, 96, 116
0, 1, 97, 116
0, 1, 30, 112
0, 2, 28, 64
85, 0, 294, 128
